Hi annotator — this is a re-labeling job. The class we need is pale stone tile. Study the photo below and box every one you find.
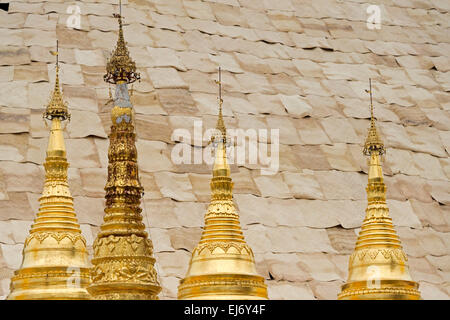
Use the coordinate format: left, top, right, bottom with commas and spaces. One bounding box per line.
183, 0, 215, 20
419, 282, 450, 300
149, 228, 176, 253
234, 53, 272, 74
173, 201, 205, 228
320, 118, 360, 144
65, 138, 100, 168
327, 227, 357, 254
177, 51, 217, 73
0, 162, 43, 193
247, 94, 287, 115
266, 116, 300, 145
67, 110, 106, 139
267, 281, 315, 300
408, 257, 443, 284
154, 172, 196, 202
167, 227, 201, 252
378, 122, 413, 150
188, 173, 210, 202
0, 81, 28, 109
297, 252, 341, 281
0, 134, 26, 162
321, 143, 361, 172
314, 170, 366, 201
293, 145, 332, 171
253, 173, 292, 199
0, 244, 23, 270
74, 49, 105, 67
279, 94, 312, 118
0, 46, 30, 66
412, 152, 446, 180
155, 251, 190, 279
310, 280, 343, 300
387, 200, 423, 229
281, 171, 323, 200
149, 28, 187, 50
297, 199, 342, 228
235, 72, 274, 95
429, 180, 450, 205
0, 192, 34, 220
263, 252, 309, 282
158, 275, 180, 300
79, 168, 106, 198
147, 47, 186, 71
136, 140, 174, 173
147, 67, 188, 89
73, 196, 104, 226
0, 107, 29, 134
384, 148, 420, 176
24, 14, 57, 30
293, 118, 331, 145
406, 126, 447, 158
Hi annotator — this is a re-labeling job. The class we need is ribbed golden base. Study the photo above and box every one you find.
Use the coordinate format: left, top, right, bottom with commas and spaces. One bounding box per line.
178, 274, 268, 300
338, 280, 421, 300
8, 267, 91, 300
88, 282, 160, 300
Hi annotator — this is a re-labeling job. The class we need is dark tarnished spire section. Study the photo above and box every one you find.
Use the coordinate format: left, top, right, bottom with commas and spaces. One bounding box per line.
88, 0, 161, 300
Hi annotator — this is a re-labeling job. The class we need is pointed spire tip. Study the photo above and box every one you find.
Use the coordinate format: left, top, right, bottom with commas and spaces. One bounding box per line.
363, 79, 385, 156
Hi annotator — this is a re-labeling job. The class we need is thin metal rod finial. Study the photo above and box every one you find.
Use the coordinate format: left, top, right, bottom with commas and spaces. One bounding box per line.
369, 78, 374, 120
56, 40, 59, 68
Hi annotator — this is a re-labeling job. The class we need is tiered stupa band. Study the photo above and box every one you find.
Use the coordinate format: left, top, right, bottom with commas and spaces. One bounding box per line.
87, 8, 161, 300
7, 46, 91, 300
338, 81, 421, 300
178, 69, 268, 300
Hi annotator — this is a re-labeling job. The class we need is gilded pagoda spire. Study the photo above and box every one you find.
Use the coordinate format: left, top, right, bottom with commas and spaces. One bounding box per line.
338, 80, 421, 300
87, 2, 161, 300
8, 42, 91, 300
178, 68, 268, 300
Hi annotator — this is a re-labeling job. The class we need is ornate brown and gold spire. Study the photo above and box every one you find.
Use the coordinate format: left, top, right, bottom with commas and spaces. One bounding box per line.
178, 68, 268, 300
87, 2, 161, 300
338, 80, 421, 300
8, 42, 91, 300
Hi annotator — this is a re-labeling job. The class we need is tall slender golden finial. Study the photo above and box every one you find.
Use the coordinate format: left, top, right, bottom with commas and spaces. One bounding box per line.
338, 80, 420, 300
104, 0, 140, 84
363, 79, 385, 156
214, 67, 226, 143
178, 67, 268, 300
8, 45, 90, 300
44, 40, 70, 121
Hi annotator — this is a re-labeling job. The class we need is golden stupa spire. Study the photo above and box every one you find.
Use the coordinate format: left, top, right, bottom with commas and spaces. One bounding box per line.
338, 80, 421, 300
8, 42, 91, 300
87, 1, 161, 300
178, 68, 268, 300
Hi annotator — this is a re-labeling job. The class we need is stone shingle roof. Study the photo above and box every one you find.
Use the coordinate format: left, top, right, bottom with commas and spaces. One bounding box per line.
0, 0, 449, 299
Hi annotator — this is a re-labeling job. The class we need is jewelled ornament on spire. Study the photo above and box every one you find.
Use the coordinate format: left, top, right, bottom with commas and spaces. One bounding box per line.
44, 41, 70, 121
8, 43, 91, 300
104, 1, 140, 85
338, 81, 421, 300
88, 1, 161, 300
178, 68, 268, 300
